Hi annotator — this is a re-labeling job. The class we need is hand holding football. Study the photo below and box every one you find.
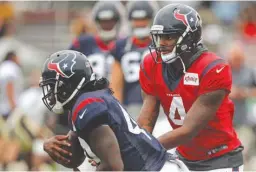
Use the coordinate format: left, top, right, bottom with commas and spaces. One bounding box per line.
61, 131, 86, 168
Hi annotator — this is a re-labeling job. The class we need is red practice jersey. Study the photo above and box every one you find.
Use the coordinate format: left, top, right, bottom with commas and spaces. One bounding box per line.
139, 51, 241, 161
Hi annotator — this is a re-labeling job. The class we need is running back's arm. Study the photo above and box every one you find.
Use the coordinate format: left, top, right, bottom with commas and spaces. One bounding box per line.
88, 125, 124, 171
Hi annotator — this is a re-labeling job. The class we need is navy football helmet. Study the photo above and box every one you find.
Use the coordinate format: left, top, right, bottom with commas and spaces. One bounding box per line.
39, 50, 96, 114
92, 1, 124, 41
149, 3, 202, 66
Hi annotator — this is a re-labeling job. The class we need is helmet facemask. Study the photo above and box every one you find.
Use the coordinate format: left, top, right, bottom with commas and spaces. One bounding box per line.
149, 25, 183, 63
39, 73, 89, 114
150, 25, 201, 73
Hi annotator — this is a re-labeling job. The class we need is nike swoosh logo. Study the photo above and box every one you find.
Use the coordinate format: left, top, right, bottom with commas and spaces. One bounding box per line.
216, 66, 225, 73
79, 109, 87, 119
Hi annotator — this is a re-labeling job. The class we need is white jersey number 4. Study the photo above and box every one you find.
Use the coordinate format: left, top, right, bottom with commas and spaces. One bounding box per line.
169, 97, 187, 126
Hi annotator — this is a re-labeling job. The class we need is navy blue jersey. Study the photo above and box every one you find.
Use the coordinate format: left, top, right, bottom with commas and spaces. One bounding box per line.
110, 37, 151, 105
70, 89, 167, 171
69, 34, 114, 79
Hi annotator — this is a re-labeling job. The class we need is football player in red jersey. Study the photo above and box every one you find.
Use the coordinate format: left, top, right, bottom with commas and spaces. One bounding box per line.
138, 3, 244, 171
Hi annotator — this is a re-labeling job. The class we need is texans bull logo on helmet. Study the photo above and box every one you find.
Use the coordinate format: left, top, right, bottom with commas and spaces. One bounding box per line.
48, 52, 76, 78
174, 9, 198, 32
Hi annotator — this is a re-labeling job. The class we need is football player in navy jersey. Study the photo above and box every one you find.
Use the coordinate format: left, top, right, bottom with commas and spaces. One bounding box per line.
110, 1, 158, 117
40, 50, 189, 171
69, 1, 125, 79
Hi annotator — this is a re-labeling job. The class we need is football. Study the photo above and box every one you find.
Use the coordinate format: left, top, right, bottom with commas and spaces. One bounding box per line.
61, 131, 86, 168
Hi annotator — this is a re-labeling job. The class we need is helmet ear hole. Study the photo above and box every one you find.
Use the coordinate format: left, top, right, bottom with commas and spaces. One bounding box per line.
60, 91, 69, 100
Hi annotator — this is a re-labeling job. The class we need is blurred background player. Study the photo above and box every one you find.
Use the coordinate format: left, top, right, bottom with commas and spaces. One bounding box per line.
0, 51, 24, 170
110, 1, 158, 119
0, 51, 23, 121
227, 42, 256, 168
69, 1, 124, 80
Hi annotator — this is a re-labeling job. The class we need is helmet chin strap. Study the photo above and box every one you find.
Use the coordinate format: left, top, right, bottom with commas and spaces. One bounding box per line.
161, 52, 187, 74
52, 101, 64, 115
178, 56, 187, 74
161, 47, 177, 63
52, 74, 86, 115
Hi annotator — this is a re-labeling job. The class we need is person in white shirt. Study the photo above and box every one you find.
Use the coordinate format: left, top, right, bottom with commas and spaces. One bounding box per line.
0, 51, 24, 119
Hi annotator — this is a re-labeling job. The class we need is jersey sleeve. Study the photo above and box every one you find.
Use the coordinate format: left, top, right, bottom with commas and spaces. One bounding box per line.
72, 97, 109, 136
198, 63, 232, 95
139, 53, 156, 96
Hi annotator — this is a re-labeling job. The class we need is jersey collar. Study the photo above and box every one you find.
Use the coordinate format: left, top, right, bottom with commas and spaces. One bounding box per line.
95, 35, 111, 52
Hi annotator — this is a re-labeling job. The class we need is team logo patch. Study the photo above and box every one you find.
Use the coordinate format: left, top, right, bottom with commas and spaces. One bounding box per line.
48, 51, 76, 78
174, 9, 198, 32
184, 72, 199, 86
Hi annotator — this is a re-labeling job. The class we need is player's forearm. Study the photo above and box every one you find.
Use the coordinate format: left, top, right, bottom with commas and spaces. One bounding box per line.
96, 162, 123, 171
137, 105, 159, 133
89, 125, 124, 171
157, 127, 193, 150
137, 91, 160, 133
96, 163, 108, 171
137, 114, 156, 133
